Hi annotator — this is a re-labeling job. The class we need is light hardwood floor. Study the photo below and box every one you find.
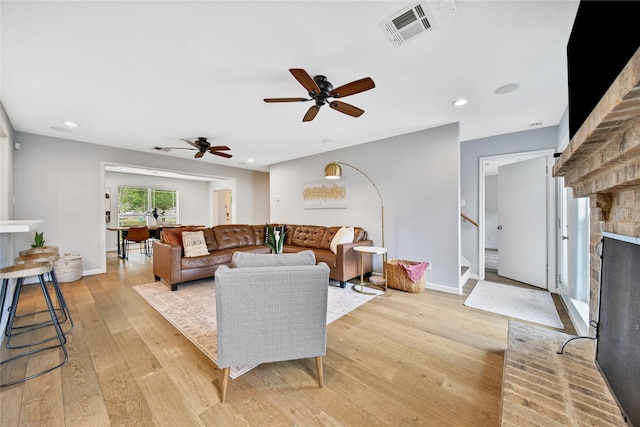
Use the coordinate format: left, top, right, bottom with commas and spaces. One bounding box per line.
1, 252, 575, 426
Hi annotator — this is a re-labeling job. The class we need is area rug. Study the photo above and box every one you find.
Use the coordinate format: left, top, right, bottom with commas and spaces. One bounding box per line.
133, 280, 376, 378
464, 280, 564, 329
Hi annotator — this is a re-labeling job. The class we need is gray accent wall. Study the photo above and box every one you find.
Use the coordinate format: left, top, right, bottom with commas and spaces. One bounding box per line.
270, 124, 461, 292
12, 131, 270, 275
460, 126, 560, 277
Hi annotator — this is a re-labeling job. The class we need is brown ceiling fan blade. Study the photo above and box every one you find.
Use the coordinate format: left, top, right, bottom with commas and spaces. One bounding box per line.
208, 146, 231, 152
329, 101, 364, 118
302, 105, 320, 122
194, 151, 205, 158
212, 151, 233, 159
289, 68, 321, 94
264, 97, 309, 103
330, 77, 375, 98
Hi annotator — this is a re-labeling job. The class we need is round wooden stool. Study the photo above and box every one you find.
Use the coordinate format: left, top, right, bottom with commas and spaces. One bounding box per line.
10, 252, 74, 339
0, 262, 69, 387
18, 246, 59, 257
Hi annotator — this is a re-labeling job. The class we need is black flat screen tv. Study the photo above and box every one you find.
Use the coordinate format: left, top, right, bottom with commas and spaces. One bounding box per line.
567, 1, 640, 139
597, 232, 640, 426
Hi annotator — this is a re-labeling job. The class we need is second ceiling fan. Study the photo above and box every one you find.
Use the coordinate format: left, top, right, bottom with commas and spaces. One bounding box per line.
264, 68, 375, 122
153, 137, 232, 159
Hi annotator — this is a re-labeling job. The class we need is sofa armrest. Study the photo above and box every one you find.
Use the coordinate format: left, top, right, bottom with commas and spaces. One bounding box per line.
334, 239, 373, 282
153, 241, 183, 290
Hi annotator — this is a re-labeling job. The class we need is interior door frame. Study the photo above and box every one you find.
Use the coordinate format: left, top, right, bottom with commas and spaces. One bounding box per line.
478, 149, 557, 290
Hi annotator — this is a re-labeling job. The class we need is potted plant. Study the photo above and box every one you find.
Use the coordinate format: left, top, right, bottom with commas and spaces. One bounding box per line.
146, 208, 165, 226
31, 231, 45, 248
265, 224, 287, 254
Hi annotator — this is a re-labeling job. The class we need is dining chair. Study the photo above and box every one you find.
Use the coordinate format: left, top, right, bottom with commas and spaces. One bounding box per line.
124, 226, 151, 258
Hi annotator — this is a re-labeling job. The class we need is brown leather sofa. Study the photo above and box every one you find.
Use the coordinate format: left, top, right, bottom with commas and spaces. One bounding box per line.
153, 224, 373, 291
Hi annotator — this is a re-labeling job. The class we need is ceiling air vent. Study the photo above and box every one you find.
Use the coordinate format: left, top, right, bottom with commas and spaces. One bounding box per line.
380, 2, 435, 47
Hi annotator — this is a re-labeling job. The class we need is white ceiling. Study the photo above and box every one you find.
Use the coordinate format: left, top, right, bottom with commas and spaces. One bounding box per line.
1, 1, 579, 172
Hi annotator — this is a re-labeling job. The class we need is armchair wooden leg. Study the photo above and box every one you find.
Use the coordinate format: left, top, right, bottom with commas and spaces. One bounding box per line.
221, 367, 230, 403
315, 356, 324, 388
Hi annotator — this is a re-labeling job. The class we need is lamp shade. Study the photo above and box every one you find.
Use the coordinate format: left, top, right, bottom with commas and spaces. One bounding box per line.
324, 162, 342, 179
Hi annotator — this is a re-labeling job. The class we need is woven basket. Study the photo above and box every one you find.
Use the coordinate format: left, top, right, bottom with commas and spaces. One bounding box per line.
385, 259, 426, 293
54, 255, 83, 283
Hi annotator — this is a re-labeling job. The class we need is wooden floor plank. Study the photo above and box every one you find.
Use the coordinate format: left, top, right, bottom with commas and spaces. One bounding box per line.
0, 252, 578, 426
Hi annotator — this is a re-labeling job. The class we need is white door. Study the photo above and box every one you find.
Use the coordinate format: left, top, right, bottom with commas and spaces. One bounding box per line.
497, 156, 547, 288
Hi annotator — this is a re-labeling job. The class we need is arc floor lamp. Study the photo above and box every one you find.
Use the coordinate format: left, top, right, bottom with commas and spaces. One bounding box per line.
324, 161, 385, 248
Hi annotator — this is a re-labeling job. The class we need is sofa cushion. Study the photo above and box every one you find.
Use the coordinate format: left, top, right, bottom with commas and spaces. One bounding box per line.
201, 228, 218, 251
214, 224, 256, 250
330, 226, 355, 254
182, 231, 210, 257
232, 249, 316, 268
312, 248, 337, 268
319, 227, 340, 250
161, 226, 196, 254
181, 250, 228, 269
290, 225, 327, 249
251, 225, 266, 246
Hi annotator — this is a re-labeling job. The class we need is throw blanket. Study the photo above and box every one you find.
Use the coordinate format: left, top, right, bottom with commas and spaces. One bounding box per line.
399, 261, 429, 282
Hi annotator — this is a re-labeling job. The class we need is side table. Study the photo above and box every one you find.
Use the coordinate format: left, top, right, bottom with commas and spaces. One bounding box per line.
352, 246, 387, 295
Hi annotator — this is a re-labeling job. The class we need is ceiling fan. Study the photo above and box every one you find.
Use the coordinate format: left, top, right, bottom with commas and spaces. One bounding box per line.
264, 68, 375, 122
152, 137, 232, 159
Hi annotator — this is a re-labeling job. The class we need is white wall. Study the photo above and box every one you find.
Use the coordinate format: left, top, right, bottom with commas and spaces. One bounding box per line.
270, 124, 461, 292
104, 172, 211, 251
13, 131, 270, 275
460, 126, 559, 277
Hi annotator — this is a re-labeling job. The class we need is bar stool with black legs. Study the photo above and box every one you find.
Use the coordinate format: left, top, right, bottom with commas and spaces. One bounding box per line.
0, 261, 69, 387
6, 252, 74, 344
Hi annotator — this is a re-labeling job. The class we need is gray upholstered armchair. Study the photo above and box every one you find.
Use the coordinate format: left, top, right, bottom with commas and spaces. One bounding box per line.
214, 250, 330, 403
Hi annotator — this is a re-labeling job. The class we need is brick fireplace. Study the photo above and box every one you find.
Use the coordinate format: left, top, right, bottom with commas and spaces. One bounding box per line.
553, 47, 640, 334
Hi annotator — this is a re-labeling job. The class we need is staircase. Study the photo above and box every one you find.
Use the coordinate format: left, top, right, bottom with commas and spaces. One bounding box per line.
460, 256, 471, 287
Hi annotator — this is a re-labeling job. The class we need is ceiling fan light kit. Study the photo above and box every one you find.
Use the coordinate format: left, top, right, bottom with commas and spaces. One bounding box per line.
264, 68, 375, 122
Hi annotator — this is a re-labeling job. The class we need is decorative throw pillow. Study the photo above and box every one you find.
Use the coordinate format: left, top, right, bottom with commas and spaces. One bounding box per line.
182, 231, 209, 257
330, 226, 354, 254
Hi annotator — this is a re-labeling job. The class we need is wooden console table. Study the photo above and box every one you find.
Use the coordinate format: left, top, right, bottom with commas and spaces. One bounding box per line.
500, 321, 626, 426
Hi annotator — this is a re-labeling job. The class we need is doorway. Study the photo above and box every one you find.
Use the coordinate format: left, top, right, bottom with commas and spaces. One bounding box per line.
478, 149, 556, 289
212, 189, 233, 225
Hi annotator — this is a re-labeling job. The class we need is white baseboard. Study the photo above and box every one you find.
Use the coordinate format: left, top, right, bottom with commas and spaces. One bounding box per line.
425, 282, 463, 295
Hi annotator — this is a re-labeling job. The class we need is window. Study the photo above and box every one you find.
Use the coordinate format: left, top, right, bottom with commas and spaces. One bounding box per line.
118, 186, 178, 226
558, 179, 590, 331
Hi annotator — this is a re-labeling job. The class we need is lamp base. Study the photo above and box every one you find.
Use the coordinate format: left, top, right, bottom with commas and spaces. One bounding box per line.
351, 283, 385, 296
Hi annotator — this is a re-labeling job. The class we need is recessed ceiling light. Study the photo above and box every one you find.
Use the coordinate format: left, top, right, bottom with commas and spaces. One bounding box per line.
452, 98, 468, 107
51, 126, 72, 133
494, 83, 519, 95
247, 158, 254, 163
64, 121, 78, 127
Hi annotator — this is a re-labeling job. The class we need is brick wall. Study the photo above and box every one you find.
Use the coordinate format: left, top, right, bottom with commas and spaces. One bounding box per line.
554, 49, 640, 336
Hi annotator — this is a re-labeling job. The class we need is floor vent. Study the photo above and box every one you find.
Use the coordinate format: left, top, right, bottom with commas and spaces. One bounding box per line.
380, 2, 435, 47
